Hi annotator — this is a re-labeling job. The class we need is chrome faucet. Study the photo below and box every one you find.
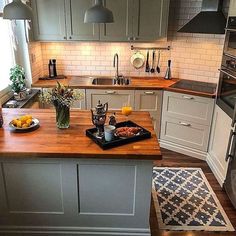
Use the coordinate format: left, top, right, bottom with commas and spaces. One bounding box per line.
113, 53, 120, 79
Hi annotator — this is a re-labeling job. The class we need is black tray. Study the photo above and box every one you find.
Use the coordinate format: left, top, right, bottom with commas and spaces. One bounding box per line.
86, 120, 151, 150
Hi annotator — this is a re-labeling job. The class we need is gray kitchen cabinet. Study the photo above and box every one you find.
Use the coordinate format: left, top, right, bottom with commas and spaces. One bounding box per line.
32, 0, 98, 41
31, 0, 170, 42
133, 0, 170, 41
66, 0, 99, 41
134, 90, 162, 137
160, 91, 214, 160
86, 89, 135, 110
100, 0, 133, 41
0, 158, 152, 235
207, 105, 231, 186
31, 0, 67, 41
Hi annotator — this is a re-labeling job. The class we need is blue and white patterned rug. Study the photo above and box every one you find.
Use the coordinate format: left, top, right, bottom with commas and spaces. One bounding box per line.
152, 167, 234, 231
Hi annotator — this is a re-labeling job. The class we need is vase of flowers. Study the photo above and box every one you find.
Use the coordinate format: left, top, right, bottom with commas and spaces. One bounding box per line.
40, 82, 84, 129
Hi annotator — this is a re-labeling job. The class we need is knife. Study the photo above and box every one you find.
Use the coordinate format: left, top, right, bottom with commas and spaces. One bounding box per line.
145, 51, 150, 73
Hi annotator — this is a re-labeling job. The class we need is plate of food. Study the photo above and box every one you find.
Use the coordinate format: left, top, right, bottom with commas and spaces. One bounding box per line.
115, 127, 142, 139
9, 115, 40, 132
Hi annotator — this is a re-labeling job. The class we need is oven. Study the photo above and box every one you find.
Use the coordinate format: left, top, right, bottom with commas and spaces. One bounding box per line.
224, 17, 236, 57
217, 54, 236, 118
217, 17, 236, 118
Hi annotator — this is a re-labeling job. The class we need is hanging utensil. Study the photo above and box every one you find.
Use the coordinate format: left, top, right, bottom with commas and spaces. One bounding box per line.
156, 50, 161, 74
150, 50, 155, 73
145, 51, 150, 73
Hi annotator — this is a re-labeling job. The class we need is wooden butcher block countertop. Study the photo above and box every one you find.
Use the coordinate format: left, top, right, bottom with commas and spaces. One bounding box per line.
32, 76, 216, 98
0, 109, 162, 160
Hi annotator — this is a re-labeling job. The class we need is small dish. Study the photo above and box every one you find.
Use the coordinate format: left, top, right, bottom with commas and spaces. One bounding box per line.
114, 127, 142, 139
9, 118, 40, 132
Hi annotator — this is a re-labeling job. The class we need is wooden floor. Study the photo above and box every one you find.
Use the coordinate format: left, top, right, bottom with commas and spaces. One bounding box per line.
150, 148, 236, 236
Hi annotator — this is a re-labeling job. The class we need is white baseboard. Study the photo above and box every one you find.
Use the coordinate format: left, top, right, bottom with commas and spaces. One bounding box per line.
206, 152, 226, 187
160, 139, 207, 161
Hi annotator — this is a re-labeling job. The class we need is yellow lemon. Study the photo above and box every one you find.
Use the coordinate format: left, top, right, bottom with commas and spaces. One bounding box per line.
16, 121, 22, 128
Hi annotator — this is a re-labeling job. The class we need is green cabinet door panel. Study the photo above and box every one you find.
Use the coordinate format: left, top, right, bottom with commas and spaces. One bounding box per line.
32, 0, 67, 41
100, 0, 133, 41
31, 0, 170, 42
66, 0, 99, 41
133, 0, 170, 41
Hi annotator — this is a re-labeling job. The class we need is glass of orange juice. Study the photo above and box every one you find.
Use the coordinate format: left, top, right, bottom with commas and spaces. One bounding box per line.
121, 103, 133, 119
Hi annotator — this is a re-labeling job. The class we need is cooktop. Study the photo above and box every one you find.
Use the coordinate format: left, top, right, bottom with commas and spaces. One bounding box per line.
170, 79, 217, 94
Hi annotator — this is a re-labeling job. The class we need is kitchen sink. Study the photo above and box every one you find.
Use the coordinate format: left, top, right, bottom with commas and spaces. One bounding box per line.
91, 77, 131, 86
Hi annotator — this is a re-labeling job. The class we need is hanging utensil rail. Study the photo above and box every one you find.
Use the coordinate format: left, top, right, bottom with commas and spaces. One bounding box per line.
131, 45, 171, 51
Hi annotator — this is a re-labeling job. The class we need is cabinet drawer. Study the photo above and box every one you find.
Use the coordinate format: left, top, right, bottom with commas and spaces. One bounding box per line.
160, 116, 210, 151
163, 91, 214, 125
86, 89, 135, 110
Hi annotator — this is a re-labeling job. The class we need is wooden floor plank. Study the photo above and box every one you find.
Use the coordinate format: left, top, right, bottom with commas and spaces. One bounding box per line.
150, 148, 236, 236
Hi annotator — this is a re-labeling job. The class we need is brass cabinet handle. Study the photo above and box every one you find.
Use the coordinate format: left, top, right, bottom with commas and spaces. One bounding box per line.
145, 91, 154, 95
179, 122, 191, 127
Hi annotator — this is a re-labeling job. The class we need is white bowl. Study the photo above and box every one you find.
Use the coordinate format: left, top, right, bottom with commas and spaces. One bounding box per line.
131, 51, 145, 69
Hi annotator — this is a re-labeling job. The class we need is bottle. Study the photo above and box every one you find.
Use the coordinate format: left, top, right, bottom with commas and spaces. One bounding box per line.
0, 104, 3, 128
52, 59, 57, 77
164, 60, 172, 80
48, 59, 55, 78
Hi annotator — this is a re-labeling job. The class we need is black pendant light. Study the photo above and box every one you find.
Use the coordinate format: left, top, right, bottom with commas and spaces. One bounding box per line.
84, 0, 114, 23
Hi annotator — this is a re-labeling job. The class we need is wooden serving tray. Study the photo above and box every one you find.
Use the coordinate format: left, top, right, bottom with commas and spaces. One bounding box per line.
86, 120, 151, 150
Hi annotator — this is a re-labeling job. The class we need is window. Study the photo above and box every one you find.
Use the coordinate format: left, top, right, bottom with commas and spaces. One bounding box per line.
0, 0, 15, 91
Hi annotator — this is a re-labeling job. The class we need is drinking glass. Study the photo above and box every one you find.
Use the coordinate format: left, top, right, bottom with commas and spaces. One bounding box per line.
121, 103, 133, 120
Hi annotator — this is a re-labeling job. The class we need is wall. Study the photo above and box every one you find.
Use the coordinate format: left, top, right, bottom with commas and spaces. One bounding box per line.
29, 0, 229, 84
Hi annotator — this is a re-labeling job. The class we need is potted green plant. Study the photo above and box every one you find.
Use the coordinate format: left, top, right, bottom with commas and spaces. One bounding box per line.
9, 65, 27, 101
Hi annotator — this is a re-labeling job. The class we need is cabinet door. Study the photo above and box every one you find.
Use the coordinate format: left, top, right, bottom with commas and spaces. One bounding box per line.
100, 0, 133, 41
133, 0, 170, 41
32, 0, 67, 41
134, 90, 162, 137
86, 89, 134, 110
208, 105, 232, 185
66, 0, 99, 41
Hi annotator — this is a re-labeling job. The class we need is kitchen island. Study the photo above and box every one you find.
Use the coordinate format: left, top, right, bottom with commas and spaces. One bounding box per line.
0, 109, 161, 236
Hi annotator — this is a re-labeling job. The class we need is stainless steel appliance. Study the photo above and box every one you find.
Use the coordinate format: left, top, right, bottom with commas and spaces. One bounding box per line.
219, 17, 236, 209
224, 112, 236, 209
217, 17, 236, 118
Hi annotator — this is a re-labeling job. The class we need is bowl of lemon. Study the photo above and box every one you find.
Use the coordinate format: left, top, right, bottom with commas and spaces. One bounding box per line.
9, 115, 40, 132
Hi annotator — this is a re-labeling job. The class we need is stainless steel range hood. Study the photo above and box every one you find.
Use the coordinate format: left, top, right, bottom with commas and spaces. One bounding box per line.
178, 0, 226, 34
